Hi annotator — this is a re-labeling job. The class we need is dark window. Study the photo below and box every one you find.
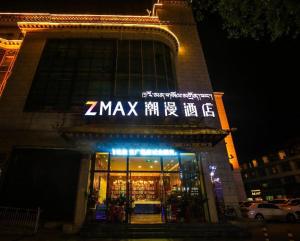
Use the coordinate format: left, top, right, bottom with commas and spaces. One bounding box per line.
257, 169, 266, 176
25, 39, 177, 112
258, 203, 279, 209
268, 166, 279, 174
284, 176, 296, 184
280, 162, 291, 172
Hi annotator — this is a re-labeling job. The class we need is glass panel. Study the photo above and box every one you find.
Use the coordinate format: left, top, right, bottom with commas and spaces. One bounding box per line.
180, 153, 200, 195
110, 156, 127, 171
93, 172, 108, 205
107, 173, 126, 223
116, 40, 129, 97
129, 157, 161, 171
109, 173, 127, 200
129, 41, 142, 96
164, 172, 181, 195
95, 152, 109, 170
25, 39, 177, 112
130, 173, 162, 202
164, 172, 182, 223
129, 172, 163, 223
163, 157, 179, 171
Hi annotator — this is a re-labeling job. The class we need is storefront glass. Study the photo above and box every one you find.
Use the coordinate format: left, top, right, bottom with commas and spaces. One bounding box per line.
89, 150, 208, 224
129, 157, 161, 171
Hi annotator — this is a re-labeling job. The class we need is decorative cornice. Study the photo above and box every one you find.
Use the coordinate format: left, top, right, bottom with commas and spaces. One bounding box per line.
0, 13, 182, 51
0, 37, 22, 49
0, 13, 160, 25
162, 0, 189, 6
17, 21, 180, 52
61, 124, 228, 145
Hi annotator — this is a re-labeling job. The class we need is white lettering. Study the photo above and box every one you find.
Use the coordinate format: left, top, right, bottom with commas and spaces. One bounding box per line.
127, 101, 138, 116
145, 102, 159, 116
164, 102, 178, 117
84, 101, 98, 116
112, 101, 125, 116
99, 101, 112, 115
183, 103, 198, 117
202, 103, 215, 117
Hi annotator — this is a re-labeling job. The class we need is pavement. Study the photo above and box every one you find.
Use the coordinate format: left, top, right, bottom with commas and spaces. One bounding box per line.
1, 220, 300, 241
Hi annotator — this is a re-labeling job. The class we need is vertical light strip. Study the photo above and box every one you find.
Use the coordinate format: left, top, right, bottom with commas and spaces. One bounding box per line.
214, 92, 240, 170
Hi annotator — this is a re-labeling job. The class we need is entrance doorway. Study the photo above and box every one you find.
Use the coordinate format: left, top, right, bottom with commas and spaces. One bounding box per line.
88, 151, 207, 224
128, 172, 163, 224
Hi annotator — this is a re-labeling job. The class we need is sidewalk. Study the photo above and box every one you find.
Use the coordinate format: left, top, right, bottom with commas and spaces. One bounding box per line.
0, 228, 81, 241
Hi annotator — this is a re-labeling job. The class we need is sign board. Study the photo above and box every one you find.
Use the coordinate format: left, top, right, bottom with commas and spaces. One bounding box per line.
112, 148, 177, 156
84, 91, 216, 119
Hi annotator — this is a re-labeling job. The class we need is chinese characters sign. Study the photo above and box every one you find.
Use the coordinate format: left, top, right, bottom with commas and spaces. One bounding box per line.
84, 91, 216, 118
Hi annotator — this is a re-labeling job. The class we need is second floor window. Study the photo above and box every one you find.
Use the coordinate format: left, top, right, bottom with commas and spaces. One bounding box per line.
25, 39, 177, 112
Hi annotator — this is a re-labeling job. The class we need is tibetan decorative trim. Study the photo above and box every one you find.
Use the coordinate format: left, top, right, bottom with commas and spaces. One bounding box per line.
17, 22, 180, 52
60, 124, 228, 146
0, 37, 22, 49
0, 13, 160, 25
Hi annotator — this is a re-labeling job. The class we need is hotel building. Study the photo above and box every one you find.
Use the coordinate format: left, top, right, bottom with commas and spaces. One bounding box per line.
0, 0, 245, 230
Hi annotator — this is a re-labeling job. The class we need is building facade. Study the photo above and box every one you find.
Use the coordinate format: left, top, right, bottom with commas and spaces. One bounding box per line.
0, 0, 244, 230
241, 141, 300, 200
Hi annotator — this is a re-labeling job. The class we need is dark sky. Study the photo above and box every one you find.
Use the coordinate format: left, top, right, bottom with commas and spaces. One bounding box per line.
198, 18, 300, 162
0, 0, 299, 163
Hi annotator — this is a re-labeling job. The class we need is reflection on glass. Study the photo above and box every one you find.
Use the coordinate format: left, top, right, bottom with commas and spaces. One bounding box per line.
95, 152, 109, 170
180, 153, 198, 172
163, 157, 179, 171
164, 172, 181, 194
109, 173, 127, 200
129, 157, 161, 171
110, 156, 127, 171
93, 172, 108, 204
180, 153, 200, 196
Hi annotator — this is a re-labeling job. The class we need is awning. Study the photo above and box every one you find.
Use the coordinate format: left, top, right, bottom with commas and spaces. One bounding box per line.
60, 124, 228, 146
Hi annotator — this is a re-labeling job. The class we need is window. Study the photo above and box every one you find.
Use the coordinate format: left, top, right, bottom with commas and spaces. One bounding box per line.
95, 153, 109, 171
280, 162, 291, 172
278, 150, 286, 160
284, 176, 295, 184
257, 169, 266, 176
262, 156, 269, 164
269, 166, 279, 174
25, 39, 177, 112
252, 159, 258, 167
258, 204, 279, 209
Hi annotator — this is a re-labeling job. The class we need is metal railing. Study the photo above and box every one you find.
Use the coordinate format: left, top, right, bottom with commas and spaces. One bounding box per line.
0, 206, 40, 234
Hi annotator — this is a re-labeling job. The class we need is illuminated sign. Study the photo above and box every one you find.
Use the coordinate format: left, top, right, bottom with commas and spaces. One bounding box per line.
111, 148, 177, 156
84, 91, 216, 118
251, 189, 261, 196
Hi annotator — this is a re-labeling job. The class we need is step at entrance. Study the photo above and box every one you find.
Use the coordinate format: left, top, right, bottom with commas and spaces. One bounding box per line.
80, 223, 250, 239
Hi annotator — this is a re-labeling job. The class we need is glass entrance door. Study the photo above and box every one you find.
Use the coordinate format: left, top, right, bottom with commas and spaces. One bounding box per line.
89, 151, 209, 224
128, 156, 164, 224
128, 172, 164, 224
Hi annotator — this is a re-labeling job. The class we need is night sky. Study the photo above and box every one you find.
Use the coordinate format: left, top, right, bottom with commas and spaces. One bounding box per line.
0, 0, 299, 163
